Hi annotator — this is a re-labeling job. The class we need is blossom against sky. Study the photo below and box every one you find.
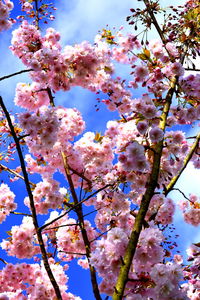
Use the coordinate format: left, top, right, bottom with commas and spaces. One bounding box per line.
0, 0, 199, 299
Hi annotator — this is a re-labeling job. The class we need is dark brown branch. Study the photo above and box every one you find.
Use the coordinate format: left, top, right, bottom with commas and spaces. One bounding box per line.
46, 87, 55, 107
170, 188, 190, 201
0, 258, 8, 265
0, 69, 33, 82
143, 0, 167, 44
61, 151, 102, 300
0, 96, 63, 300
39, 183, 113, 231
184, 68, 200, 72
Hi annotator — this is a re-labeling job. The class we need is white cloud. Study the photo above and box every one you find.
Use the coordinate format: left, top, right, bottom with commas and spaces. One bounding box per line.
54, 0, 133, 44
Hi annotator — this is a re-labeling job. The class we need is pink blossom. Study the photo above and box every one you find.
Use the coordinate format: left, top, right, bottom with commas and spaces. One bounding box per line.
166, 42, 179, 57
149, 127, 164, 143
134, 65, 149, 82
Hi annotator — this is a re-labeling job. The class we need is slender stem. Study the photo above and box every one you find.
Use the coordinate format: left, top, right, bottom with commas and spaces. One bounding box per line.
0, 96, 63, 300
184, 68, 200, 72
164, 133, 200, 196
44, 223, 79, 231
143, 0, 167, 44
11, 211, 32, 217
0, 258, 7, 265
0, 163, 36, 188
170, 188, 190, 201
68, 164, 92, 187
61, 151, 102, 300
0, 69, 33, 82
40, 183, 112, 231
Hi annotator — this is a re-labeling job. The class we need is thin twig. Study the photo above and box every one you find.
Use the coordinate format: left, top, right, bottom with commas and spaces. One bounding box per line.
0, 69, 33, 82
170, 188, 190, 201
69, 165, 92, 187
164, 133, 200, 196
184, 68, 200, 72
61, 151, 102, 300
0, 258, 8, 264
90, 227, 112, 244
0, 163, 36, 188
10, 211, 32, 217
40, 183, 113, 231
43, 223, 79, 231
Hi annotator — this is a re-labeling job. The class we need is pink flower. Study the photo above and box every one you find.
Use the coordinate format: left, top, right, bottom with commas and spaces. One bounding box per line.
137, 121, 148, 135
149, 127, 164, 143
170, 62, 184, 76
134, 65, 149, 82
166, 42, 179, 57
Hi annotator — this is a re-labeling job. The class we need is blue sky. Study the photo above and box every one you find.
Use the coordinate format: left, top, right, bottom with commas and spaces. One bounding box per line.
0, 0, 199, 299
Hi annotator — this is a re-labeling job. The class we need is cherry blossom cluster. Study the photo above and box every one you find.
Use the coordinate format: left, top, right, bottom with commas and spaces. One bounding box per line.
90, 225, 185, 298
20, 0, 33, 14
24, 178, 65, 214
18, 106, 85, 158
179, 194, 200, 226
89, 190, 132, 231
1, 216, 42, 259
146, 194, 175, 225
14, 82, 50, 111
171, 104, 200, 125
0, 260, 81, 300
101, 77, 133, 113
182, 244, 200, 300
118, 140, 149, 172
149, 262, 186, 300
159, 130, 191, 185
0, 183, 16, 224
0, 0, 14, 32
74, 132, 113, 181
56, 218, 96, 262
18, 108, 59, 150
10, 21, 114, 95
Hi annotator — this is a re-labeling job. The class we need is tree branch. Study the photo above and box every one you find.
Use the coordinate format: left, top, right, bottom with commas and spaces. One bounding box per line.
39, 183, 113, 231
143, 0, 167, 44
0, 69, 33, 82
10, 211, 32, 217
164, 133, 200, 196
0, 163, 36, 188
0, 96, 63, 300
61, 151, 102, 300
112, 79, 178, 299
